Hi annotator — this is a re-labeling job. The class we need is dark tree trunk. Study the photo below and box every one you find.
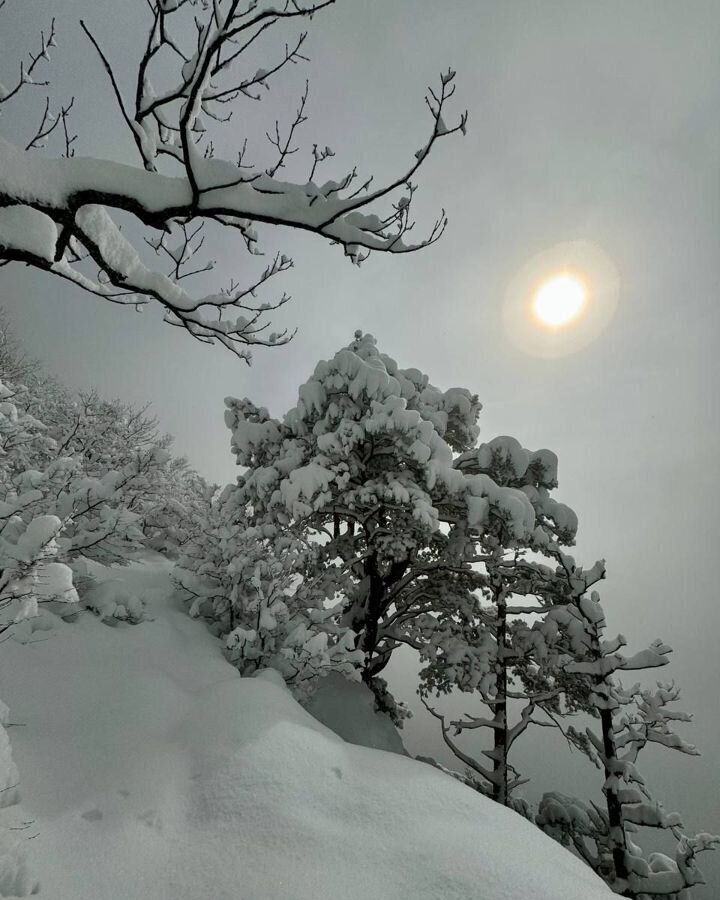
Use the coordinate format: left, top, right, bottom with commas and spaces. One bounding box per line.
599, 704, 632, 895
492, 585, 509, 805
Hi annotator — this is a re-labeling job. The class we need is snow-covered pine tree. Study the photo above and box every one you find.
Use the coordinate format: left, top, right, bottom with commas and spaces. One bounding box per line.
182, 333, 541, 714
417, 435, 582, 807
535, 558, 719, 898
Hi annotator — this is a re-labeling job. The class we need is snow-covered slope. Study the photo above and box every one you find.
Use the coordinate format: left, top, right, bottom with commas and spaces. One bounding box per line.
0, 558, 611, 900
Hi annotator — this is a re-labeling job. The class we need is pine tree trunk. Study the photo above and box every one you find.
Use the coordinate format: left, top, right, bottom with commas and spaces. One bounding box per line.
359, 551, 408, 684
492, 581, 509, 805
599, 692, 631, 894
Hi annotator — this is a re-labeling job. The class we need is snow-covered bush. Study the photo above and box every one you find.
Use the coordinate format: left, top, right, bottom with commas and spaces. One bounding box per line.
1, 314, 211, 577
0, 378, 79, 616
0, 377, 149, 572
176, 485, 362, 700
23, 387, 184, 569
141, 459, 215, 560
82, 579, 146, 626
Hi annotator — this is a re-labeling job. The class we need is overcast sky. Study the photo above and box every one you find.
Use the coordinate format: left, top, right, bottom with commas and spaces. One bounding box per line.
2, 1, 719, 893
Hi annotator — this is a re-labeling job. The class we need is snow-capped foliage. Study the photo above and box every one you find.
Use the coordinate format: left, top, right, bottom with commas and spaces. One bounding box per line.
81, 579, 146, 626
179, 333, 570, 720
142, 459, 215, 560
2, 380, 161, 574
0, 314, 210, 614
218, 522, 364, 697
416, 431, 585, 805
532, 555, 719, 898
0, 381, 79, 617
0, 2, 466, 360
175, 485, 363, 700
0, 331, 210, 575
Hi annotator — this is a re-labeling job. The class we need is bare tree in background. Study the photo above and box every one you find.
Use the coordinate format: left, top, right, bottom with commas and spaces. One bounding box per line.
0, 307, 35, 383
0, 0, 466, 359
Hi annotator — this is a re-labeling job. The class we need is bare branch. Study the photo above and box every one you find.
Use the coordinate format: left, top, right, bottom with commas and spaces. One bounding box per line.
265, 80, 309, 176
0, 17, 56, 107
421, 698, 498, 786
25, 97, 75, 154
80, 20, 154, 171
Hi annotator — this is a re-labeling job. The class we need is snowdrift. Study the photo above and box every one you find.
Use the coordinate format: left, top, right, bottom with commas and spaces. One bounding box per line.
0, 558, 611, 899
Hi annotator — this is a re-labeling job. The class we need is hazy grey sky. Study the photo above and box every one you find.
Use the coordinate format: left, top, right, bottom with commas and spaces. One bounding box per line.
2, 1, 719, 893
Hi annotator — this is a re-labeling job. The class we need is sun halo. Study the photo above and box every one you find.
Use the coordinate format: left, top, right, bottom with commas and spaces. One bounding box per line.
531, 273, 588, 328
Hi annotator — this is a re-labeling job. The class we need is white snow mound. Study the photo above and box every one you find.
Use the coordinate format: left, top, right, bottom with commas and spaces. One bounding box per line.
0, 557, 611, 900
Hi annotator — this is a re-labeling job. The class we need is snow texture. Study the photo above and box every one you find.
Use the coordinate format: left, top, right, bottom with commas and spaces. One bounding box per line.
0, 205, 57, 263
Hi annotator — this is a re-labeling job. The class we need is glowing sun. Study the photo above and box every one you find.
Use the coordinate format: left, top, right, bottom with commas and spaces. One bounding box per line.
532, 273, 587, 327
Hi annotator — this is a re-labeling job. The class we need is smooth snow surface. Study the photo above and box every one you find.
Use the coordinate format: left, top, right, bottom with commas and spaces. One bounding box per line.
0, 557, 611, 899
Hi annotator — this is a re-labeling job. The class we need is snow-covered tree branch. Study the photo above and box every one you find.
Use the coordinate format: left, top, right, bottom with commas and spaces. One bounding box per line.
0, 1, 466, 360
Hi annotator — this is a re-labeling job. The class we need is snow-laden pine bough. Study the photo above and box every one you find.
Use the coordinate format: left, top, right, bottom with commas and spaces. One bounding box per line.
418, 434, 585, 812
0, 0, 466, 360
526, 550, 720, 898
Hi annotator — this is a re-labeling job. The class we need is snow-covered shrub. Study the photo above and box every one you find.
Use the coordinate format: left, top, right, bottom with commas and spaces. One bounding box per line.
0, 378, 153, 569
0, 377, 79, 617
35, 388, 212, 565
176, 492, 362, 699
26, 388, 184, 568
142, 459, 215, 560
82, 579, 146, 626
0, 318, 211, 572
